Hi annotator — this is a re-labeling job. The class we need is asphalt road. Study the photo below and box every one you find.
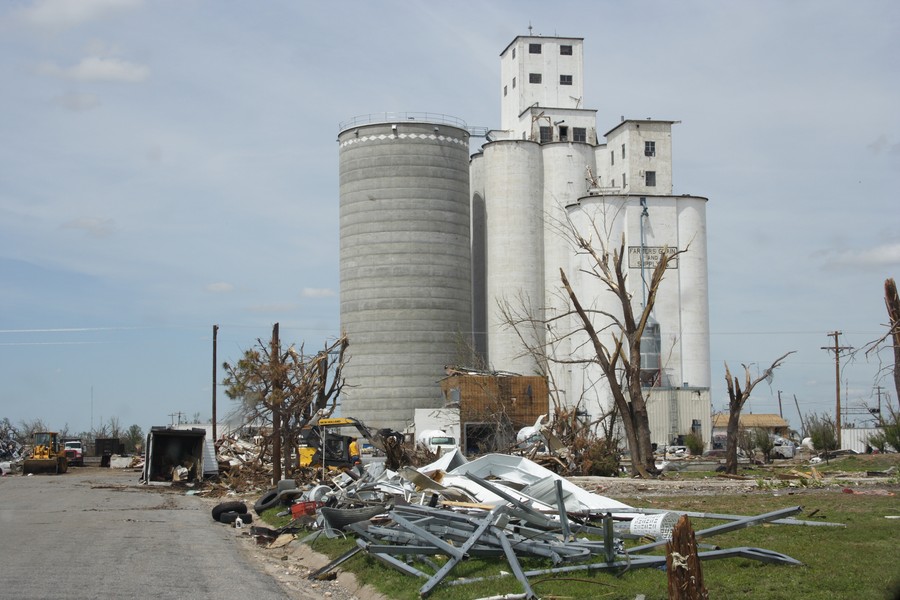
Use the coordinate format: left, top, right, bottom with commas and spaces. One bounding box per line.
0, 467, 306, 600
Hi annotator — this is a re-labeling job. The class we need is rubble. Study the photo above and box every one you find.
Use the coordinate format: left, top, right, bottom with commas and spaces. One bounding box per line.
0, 429, 24, 474
205, 448, 839, 600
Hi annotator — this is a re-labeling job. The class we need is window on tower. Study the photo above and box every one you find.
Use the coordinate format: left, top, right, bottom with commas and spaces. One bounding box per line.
645, 141, 656, 156
529, 73, 542, 84
539, 126, 552, 143
512, 48, 516, 59
559, 126, 568, 141
573, 127, 587, 142
503, 85, 507, 97
560, 74, 573, 85
560, 44, 573, 55
529, 43, 541, 54
512, 76, 516, 88
645, 171, 657, 186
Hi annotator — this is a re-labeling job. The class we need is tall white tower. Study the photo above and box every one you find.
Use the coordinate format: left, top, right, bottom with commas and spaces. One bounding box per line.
472, 35, 711, 443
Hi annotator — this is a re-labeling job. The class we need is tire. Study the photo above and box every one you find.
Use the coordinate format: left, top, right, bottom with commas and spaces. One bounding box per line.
254, 489, 280, 515
211, 501, 248, 522
219, 511, 253, 525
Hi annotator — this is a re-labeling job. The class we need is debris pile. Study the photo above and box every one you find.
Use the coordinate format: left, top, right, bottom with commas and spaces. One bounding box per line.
0, 430, 24, 461
217, 450, 830, 599
213, 435, 276, 493
0, 428, 24, 474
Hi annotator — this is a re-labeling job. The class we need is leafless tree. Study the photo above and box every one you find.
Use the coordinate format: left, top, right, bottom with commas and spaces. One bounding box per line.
560, 229, 687, 477
723, 352, 794, 474
223, 328, 349, 482
863, 278, 900, 410
497, 296, 622, 475
498, 234, 685, 476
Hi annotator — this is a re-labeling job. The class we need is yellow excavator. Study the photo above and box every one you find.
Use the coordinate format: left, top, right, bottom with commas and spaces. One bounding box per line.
23, 431, 69, 475
298, 417, 407, 471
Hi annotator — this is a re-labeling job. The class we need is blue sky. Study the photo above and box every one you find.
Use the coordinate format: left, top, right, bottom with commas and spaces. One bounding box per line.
1, 0, 898, 436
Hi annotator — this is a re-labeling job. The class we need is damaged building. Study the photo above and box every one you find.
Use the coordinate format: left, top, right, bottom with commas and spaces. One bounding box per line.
438, 368, 550, 454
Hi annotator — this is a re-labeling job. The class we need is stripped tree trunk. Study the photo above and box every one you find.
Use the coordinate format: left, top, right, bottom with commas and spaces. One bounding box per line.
885, 278, 900, 407
666, 515, 708, 600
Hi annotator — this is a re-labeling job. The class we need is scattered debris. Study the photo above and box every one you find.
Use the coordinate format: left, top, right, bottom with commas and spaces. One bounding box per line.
205, 450, 828, 599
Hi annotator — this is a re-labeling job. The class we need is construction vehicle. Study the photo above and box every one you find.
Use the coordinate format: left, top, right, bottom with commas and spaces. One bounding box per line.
23, 431, 69, 475
298, 417, 406, 471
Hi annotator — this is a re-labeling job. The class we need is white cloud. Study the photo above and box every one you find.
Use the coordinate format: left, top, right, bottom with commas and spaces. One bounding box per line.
38, 56, 149, 83
205, 282, 234, 293
302, 288, 336, 298
825, 242, 900, 268
19, 0, 142, 30
53, 92, 101, 111
60, 217, 116, 238
247, 303, 298, 313
868, 137, 900, 156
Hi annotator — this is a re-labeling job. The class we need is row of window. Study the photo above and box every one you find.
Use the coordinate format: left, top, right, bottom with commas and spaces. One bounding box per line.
610, 141, 657, 165
529, 73, 572, 85
511, 44, 573, 59
505, 73, 574, 96
539, 126, 587, 143
606, 171, 657, 187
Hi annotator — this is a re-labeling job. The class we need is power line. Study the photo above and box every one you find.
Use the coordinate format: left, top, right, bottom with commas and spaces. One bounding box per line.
822, 331, 853, 448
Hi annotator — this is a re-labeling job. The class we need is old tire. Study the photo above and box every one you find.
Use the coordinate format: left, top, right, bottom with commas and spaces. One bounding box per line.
211, 501, 248, 522
254, 490, 280, 515
219, 511, 253, 525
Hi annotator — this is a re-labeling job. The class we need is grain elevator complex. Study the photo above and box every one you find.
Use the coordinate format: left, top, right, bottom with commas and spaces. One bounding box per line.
338, 35, 712, 450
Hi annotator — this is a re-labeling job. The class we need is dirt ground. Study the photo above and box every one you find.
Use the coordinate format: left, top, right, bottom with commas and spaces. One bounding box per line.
199, 492, 390, 600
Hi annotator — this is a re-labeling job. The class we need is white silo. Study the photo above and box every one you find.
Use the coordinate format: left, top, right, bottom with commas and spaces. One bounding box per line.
338, 114, 472, 431
541, 142, 597, 407
675, 197, 711, 388
564, 194, 629, 418
481, 140, 545, 374
564, 193, 710, 420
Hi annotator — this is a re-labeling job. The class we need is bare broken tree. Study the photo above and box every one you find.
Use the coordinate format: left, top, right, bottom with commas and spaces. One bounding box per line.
864, 278, 900, 409
497, 220, 685, 476
223, 327, 349, 482
497, 295, 622, 476
560, 233, 686, 478
723, 352, 794, 475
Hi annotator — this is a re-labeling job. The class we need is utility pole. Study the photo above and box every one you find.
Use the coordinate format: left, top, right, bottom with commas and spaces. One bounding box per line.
793, 394, 805, 437
777, 390, 784, 419
270, 322, 282, 483
874, 385, 884, 423
212, 324, 218, 445
822, 331, 853, 449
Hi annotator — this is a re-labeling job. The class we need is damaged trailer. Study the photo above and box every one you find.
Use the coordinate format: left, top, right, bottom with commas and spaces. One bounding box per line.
142, 427, 217, 483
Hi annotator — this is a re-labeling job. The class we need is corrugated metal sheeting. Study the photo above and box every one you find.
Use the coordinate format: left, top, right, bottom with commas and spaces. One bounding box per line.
645, 387, 712, 449
840, 427, 889, 453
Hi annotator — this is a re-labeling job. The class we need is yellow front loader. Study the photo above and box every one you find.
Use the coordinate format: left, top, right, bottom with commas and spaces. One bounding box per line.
23, 431, 69, 475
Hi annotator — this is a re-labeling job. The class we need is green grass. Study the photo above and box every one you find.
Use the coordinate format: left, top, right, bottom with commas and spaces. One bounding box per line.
666, 453, 900, 482
282, 489, 900, 600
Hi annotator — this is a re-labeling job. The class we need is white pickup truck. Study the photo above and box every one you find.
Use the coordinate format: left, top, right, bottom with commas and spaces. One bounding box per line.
416, 430, 458, 455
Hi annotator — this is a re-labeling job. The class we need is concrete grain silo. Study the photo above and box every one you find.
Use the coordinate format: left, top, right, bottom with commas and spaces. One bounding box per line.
482, 140, 545, 374
337, 114, 472, 431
